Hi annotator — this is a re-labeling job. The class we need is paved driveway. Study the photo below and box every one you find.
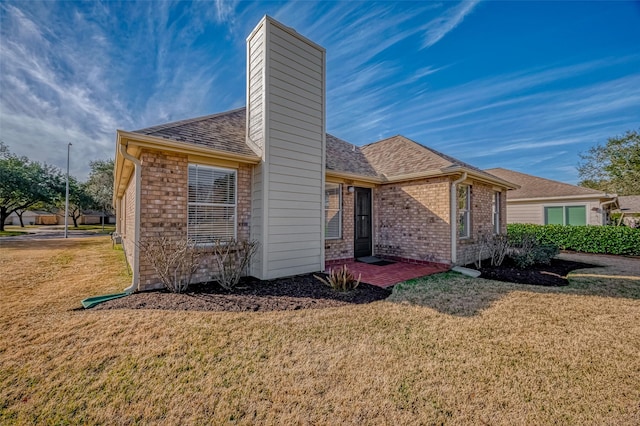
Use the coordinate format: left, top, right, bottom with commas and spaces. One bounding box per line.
558, 252, 640, 280
1, 226, 108, 242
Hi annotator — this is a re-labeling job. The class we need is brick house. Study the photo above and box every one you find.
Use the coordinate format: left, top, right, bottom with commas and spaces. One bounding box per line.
114, 16, 516, 292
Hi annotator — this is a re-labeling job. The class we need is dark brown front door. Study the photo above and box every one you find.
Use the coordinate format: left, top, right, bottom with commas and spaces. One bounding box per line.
354, 187, 372, 258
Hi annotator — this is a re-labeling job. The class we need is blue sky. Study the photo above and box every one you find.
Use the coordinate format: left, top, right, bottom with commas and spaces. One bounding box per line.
1, 1, 638, 182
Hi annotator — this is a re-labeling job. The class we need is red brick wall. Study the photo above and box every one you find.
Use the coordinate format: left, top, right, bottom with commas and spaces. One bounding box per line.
135, 149, 253, 290
456, 182, 507, 265
129, 150, 506, 287
374, 177, 452, 264
237, 164, 252, 241
137, 150, 189, 289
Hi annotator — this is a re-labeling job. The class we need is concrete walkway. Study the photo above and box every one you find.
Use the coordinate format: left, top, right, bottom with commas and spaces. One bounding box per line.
557, 252, 640, 280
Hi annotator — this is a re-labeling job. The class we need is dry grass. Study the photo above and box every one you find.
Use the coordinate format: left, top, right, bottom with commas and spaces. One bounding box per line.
1, 238, 639, 424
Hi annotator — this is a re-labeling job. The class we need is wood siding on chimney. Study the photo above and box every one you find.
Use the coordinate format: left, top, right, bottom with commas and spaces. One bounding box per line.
247, 16, 326, 279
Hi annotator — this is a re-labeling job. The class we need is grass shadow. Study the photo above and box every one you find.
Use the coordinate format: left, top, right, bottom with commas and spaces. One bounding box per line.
389, 267, 640, 317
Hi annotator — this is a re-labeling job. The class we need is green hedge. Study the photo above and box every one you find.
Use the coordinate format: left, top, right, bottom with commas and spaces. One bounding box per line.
507, 224, 640, 256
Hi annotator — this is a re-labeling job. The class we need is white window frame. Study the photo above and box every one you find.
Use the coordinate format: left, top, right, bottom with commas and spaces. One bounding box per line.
187, 164, 237, 245
492, 191, 501, 234
458, 184, 471, 239
325, 183, 342, 240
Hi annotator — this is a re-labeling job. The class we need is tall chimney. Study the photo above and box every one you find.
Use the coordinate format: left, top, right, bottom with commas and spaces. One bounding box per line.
247, 16, 326, 279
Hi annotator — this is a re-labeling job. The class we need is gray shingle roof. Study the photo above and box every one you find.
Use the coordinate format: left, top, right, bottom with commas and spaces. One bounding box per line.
133, 108, 508, 184
326, 134, 378, 177
133, 108, 256, 156
617, 195, 640, 213
486, 167, 609, 199
360, 135, 499, 181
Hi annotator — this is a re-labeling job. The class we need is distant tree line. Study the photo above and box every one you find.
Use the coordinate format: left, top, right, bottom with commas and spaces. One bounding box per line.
0, 141, 114, 231
578, 129, 640, 196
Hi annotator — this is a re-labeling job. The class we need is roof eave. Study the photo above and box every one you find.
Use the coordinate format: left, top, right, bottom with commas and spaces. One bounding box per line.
508, 194, 617, 202
118, 130, 262, 164
113, 130, 262, 200
444, 165, 520, 189
325, 170, 382, 184
343, 166, 520, 186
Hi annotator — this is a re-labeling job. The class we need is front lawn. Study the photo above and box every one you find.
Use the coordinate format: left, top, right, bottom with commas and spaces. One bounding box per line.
0, 230, 28, 237
70, 224, 116, 232
1, 238, 638, 424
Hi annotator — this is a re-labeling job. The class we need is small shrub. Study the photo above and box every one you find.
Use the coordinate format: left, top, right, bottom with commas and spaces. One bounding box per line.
532, 244, 560, 265
474, 234, 511, 268
489, 234, 511, 266
210, 239, 259, 291
315, 265, 361, 292
508, 233, 559, 269
139, 236, 201, 293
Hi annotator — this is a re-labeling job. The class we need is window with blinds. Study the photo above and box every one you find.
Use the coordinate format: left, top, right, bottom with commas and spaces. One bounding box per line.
188, 164, 237, 244
325, 183, 342, 239
492, 191, 501, 234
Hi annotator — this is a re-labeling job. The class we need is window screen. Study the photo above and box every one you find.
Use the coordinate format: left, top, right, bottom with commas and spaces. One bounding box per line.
188, 164, 236, 244
325, 183, 342, 239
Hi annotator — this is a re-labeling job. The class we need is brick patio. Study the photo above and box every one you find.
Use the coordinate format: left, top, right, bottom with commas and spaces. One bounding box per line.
324, 260, 449, 288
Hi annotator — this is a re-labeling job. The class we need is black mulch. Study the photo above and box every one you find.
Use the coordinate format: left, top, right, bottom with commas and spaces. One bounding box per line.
471, 258, 597, 287
93, 273, 391, 312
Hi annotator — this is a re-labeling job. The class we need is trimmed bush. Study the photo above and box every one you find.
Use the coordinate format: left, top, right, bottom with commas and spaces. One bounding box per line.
138, 236, 201, 293
508, 233, 559, 269
507, 224, 640, 256
210, 239, 259, 291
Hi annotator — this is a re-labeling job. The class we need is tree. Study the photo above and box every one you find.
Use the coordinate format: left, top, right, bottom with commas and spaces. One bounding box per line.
13, 207, 30, 228
578, 130, 640, 195
85, 159, 114, 229
52, 177, 96, 228
0, 142, 64, 231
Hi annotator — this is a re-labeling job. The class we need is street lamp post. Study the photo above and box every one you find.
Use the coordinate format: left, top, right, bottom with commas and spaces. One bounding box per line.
64, 143, 72, 238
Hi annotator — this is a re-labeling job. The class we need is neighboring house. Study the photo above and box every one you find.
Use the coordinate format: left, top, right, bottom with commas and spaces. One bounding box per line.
4, 210, 58, 226
4, 210, 114, 226
50, 211, 115, 225
486, 168, 617, 226
75, 210, 116, 225
113, 16, 516, 292
614, 195, 640, 227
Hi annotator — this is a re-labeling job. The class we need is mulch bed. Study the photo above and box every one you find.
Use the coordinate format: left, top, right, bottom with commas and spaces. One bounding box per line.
94, 273, 391, 312
470, 258, 597, 287
93, 259, 596, 312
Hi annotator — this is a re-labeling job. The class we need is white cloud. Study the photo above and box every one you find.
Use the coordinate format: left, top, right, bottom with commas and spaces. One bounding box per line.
214, 0, 238, 24
1, 0, 637, 187
422, 0, 480, 48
